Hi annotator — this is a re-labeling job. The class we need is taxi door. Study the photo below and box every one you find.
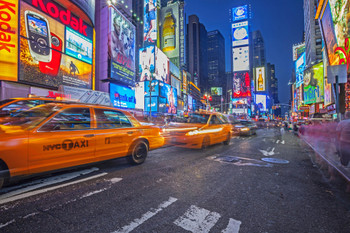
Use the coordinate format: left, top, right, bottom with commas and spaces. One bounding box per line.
93, 108, 140, 161
207, 115, 226, 144
28, 107, 95, 175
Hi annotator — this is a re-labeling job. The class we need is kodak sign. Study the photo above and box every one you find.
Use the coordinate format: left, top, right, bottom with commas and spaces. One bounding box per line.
31, 0, 88, 36
0, 0, 18, 81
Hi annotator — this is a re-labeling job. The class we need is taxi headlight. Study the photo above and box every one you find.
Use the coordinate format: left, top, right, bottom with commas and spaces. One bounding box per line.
241, 127, 250, 131
186, 130, 199, 136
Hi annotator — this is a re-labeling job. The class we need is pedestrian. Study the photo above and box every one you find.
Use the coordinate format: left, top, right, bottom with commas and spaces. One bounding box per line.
336, 112, 350, 166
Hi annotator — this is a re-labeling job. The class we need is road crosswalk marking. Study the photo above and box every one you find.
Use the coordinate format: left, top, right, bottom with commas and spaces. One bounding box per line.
222, 218, 241, 233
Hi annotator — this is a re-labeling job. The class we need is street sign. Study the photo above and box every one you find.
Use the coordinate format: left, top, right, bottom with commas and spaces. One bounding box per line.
327, 64, 347, 83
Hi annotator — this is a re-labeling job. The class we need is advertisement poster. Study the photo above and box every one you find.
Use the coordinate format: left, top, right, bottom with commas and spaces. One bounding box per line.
323, 48, 333, 106
154, 47, 170, 83
110, 83, 136, 109
135, 82, 145, 110
303, 62, 324, 104
19, 0, 94, 89
232, 21, 248, 47
232, 5, 248, 22
255, 94, 267, 111
295, 52, 305, 88
160, 82, 177, 113
108, 7, 135, 86
171, 75, 181, 97
144, 80, 160, 96
233, 72, 251, 98
320, 3, 338, 65
143, 0, 157, 46
160, 2, 179, 60
255, 67, 265, 92
233, 46, 249, 71
329, 0, 350, 49
211, 87, 222, 96
182, 70, 188, 94
139, 46, 155, 81
292, 43, 305, 61
0, 0, 18, 81
188, 95, 193, 112
60, 86, 111, 106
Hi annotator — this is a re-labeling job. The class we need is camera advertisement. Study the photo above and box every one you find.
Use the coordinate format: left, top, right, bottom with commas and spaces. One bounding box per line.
19, 0, 94, 89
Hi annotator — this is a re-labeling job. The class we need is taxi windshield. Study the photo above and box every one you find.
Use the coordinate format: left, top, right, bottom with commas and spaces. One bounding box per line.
184, 114, 210, 124
1, 105, 61, 129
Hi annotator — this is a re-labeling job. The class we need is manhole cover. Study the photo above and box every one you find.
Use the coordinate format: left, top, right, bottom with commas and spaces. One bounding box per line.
261, 158, 289, 164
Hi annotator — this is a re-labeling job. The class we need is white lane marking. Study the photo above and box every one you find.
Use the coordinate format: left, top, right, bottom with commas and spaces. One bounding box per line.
0, 167, 99, 199
276, 140, 280, 144
23, 212, 39, 219
81, 188, 108, 198
259, 147, 275, 156
281, 140, 285, 144
0, 220, 15, 229
0, 173, 107, 205
222, 218, 242, 233
174, 205, 221, 233
112, 197, 178, 233
109, 178, 123, 184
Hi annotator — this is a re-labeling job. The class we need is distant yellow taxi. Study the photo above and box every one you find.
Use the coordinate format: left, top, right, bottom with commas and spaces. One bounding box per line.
0, 103, 164, 189
163, 112, 232, 149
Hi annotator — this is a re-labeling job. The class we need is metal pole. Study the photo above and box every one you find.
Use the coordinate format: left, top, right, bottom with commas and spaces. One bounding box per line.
335, 75, 340, 121
149, 81, 152, 121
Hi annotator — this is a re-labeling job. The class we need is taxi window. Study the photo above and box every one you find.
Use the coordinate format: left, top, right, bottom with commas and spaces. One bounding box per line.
219, 115, 229, 124
210, 115, 222, 125
95, 109, 132, 129
0, 100, 44, 117
40, 108, 91, 131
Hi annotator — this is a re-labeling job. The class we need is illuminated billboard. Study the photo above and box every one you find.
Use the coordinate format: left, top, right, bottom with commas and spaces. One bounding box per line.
154, 47, 170, 83
295, 52, 305, 88
188, 95, 193, 112
160, 82, 177, 114
109, 7, 136, 86
233, 72, 251, 98
232, 21, 249, 47
19, 0, 94, 89
144, 80, 160, 96
160, 2, 180, 60
255, 67, 266, 92
182, 70, 188, 94
255, 94, 267, 111
320, 3, 338, 65
233, 47, 249, 71
232, 5, 248, 22
139, 46, 155, 82
144, 0, 158, 46
292, 43, 305, 61
171, 75, 181, 97
135, 82, 145, 110
211, 87, 222, 96
303, 62, 324, 104
0, 0, 18, 81
110, 83, 136, 109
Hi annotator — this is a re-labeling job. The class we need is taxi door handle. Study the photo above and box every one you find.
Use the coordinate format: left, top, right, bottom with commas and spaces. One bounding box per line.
127, 131, 134, 135
84, 134, 95, 138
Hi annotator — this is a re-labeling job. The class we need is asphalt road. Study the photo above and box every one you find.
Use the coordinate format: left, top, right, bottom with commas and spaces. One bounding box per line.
1, 128, 350, 233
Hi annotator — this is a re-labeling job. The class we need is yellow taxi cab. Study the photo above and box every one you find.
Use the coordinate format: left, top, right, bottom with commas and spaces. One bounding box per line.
0, 103, 164, 189
162, 111, 232, 149
0, 96, 64, 118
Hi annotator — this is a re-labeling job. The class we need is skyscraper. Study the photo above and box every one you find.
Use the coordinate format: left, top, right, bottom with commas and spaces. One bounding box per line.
207, 30, 226, 93
186, 15, 208, 90
252, 30, 266, 68
303, 0, 322, 66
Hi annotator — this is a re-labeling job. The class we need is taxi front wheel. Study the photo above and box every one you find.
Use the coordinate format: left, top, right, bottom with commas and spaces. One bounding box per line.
0, 164, 6, 189
128, 141, 148, 165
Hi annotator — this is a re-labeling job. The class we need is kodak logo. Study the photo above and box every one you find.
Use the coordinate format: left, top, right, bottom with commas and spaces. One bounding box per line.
0, 0, 17, 53
32, 0, 88, 36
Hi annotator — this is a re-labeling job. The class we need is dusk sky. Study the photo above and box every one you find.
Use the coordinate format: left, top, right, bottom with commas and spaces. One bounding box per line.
185, 0, 304, 105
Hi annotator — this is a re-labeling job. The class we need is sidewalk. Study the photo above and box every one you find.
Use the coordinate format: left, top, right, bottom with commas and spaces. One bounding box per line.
301, 134, 350, 183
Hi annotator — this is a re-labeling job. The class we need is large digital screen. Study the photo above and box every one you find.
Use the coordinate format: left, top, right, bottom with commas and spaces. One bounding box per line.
295, 52, 305, 88
323, 48, 333, 106
0, 0, 18, 81
255, 94, 267, 111
292, 43, 305, 61
169, 61, 180, 78
232, 5, 248, 22
19, 0, 94, 89
110, 83, 136, 109
320, 3, 338, 65
139, 46, 155, 82
160, 2, 180, 60
188, 95, 193, 112
255, 67, 266, 92
144, 0, 158, 46
154, 47, 170, 83
232, 21, 249, 47
171, 75, 181, 97
304, 62, 324, 104
66, 27, 93, 64
160, 82, 177, 113
211, 87, 222, 96
233, 72, 251, 98
109, 7, 136, 86
233, 46, 249, 71
135, 82, 145, 110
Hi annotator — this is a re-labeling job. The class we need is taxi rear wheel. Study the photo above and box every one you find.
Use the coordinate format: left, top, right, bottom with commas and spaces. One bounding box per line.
201, 136, 210, 150
128, 141, 148, 165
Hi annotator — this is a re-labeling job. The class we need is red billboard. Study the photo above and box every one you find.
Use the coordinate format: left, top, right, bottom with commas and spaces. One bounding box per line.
233, 72, 251, 98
